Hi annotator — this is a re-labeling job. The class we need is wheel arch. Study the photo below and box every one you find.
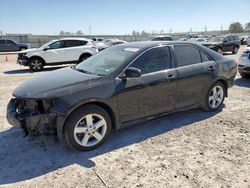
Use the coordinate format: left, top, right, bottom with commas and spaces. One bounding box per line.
213, 78, 228, 97
57, 100, 117, 144
79, 53, 92, 61
28, 55, 46, 65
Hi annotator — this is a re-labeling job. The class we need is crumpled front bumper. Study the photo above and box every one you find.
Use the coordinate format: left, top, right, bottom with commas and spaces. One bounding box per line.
17, 54, 28, 66
6, 98, 61, 136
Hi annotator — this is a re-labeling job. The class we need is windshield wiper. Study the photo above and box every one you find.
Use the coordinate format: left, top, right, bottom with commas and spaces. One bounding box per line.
72, 66, 93, 74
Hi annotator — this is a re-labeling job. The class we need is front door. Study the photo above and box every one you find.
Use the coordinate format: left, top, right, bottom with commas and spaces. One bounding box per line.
41, 40, 66, 63
116, 46, 176, 123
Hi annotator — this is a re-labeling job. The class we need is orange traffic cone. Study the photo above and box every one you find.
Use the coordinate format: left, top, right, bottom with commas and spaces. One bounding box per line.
5, 56, 8, 62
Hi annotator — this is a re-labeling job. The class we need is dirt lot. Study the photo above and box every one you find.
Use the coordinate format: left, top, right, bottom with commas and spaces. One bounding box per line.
0, 47, 249, 188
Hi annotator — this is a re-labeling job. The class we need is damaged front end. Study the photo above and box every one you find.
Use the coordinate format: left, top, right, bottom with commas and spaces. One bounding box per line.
7, 98, 62, 138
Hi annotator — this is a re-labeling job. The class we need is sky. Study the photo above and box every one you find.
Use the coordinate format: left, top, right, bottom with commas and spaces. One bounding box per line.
0, 0, 249, 35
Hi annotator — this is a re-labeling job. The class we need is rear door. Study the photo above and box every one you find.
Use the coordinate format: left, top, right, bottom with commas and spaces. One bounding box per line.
64, 40, 88, 62
41, 40, 66, 63
116, 46, 176, 122
173, 44, 216, 109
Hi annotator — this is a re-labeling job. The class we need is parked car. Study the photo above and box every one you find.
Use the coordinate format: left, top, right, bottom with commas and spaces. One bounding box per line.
246, 36, 250, 46
240, 36, 248, 45
238, 47, 250, 78
201, 35, 241, 54
7, 41, 237, 151
17, 38, 98, 71
95, 39, 127, 51
148, 35, 173, 41
0, 39, 29, 52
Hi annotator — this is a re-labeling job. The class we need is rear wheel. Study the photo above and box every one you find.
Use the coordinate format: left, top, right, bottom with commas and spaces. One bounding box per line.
78, 54, 91, 63
203, 82, 225, 111
232, 46, 239, 54
64, 105, 112, 151
28, 57, 44, 71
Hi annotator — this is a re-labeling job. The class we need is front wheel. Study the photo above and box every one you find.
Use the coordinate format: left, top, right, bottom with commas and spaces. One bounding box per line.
203, 82, 225, 111
64, 105, 112, 151
28, 58, 44, 71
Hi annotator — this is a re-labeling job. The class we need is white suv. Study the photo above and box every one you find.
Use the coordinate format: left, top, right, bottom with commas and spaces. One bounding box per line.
18, 38, 98, 71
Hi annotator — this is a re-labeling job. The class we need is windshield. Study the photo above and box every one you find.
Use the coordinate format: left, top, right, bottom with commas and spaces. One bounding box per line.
208, 37, 223, 42
75, 46, 139, 76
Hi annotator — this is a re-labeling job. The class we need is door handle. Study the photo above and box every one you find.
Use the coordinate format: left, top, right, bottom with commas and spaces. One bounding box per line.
208, 66, 215, 72
166, 73, 176, 79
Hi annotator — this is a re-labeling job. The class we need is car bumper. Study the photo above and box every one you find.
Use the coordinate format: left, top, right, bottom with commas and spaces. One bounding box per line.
6, 98, 61, 136
17, 55, 28, 66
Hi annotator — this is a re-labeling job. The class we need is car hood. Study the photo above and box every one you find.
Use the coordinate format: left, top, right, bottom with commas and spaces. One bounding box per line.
13, 67, 101, 99
19, 48, 39, 54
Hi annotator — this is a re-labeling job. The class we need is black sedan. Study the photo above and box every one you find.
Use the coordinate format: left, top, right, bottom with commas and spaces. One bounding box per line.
7, 42, 237, 151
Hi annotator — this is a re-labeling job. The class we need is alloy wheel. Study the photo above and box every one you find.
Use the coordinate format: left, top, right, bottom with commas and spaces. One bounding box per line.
208, 85, 224, 109
73, 114, 107, 147
30, 59, 43, 70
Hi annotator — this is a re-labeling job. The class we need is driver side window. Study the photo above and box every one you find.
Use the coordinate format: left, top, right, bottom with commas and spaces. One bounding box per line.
49, 41, 63, 49
131, 47, 171, 74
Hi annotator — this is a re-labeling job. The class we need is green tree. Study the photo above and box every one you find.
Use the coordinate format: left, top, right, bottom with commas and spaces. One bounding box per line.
229, 22, 243, 33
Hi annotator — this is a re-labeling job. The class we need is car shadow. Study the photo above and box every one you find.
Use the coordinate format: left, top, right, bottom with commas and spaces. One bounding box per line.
0, 108, 221, 185
3, 66, 69, 75
234, 77, 250, 88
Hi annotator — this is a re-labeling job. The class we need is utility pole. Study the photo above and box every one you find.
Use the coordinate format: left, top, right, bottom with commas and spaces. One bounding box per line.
221, 24, 223, 35
205, 25, 207, 33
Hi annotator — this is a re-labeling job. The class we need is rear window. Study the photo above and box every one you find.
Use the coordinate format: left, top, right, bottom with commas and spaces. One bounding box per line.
174, 45, 202, 67
0, 40, 5, 44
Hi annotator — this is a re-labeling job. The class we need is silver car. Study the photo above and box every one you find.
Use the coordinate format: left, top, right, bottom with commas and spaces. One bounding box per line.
238, 47, 250, 78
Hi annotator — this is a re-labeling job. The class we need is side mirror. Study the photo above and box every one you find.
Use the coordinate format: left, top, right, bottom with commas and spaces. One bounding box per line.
120, 67, 141, 79
43, 46, 50, 51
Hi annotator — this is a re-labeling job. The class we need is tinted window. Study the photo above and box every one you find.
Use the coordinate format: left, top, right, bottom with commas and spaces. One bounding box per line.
162, 37, 172, 41
49, 41, 63, 49
6, 40, 15, 44
65, 40, 82, 47
131, 47, 171, 74
80, 40, 88, 45
0, 40, 5, 44
229, 36, 234, 41
174, 45, 201, 67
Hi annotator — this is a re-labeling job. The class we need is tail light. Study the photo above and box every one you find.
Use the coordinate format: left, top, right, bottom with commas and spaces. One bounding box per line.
91, 42, 96, 49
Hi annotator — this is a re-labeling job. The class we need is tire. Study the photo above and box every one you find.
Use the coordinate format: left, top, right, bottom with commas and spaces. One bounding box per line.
64, 105, 112, 151
203, 82, 226, 111
28, 57, 44, 71
78, 54, 91, 63
232, 46, 239, 54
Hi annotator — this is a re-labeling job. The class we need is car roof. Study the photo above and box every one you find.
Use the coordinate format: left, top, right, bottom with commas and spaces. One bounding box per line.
60, 37, 92, 41
117, 41, 200, 49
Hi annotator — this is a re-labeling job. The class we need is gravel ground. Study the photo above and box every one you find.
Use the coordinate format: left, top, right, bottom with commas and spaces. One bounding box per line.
0, 47, 249, 188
